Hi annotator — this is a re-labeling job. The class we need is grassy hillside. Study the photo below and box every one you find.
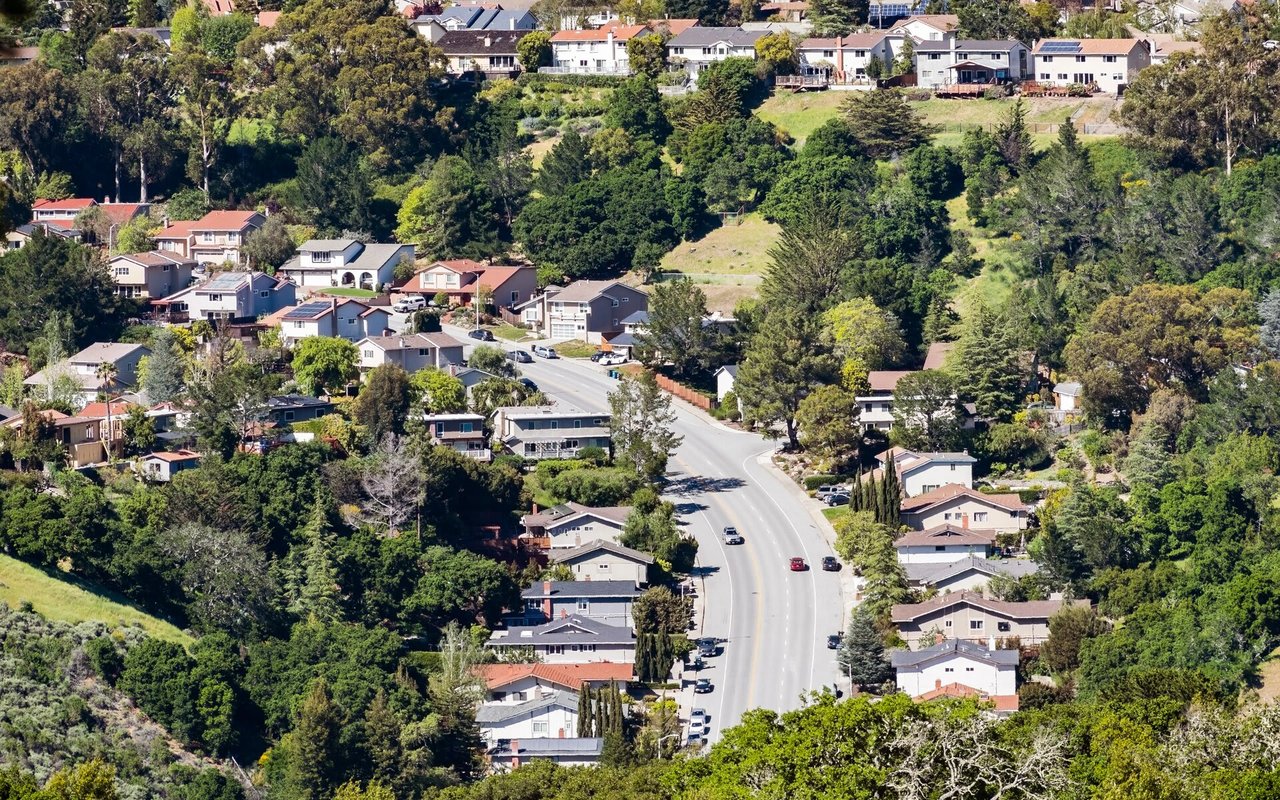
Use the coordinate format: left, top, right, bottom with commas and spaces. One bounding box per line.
0, 554, 193, 646
658, 213, 780, 313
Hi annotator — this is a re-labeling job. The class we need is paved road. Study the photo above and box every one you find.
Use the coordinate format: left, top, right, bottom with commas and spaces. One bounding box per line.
449, 328, 846, 742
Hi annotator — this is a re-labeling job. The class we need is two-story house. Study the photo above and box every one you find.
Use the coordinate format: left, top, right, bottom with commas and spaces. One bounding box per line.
30, 197, 98, 223
267, 395, 335, 424
278, 239, 415, 290
401, 261, 539, 309
796, 33, 893, 84
520, 502, 631, 549
666, 26, 766, 76
24, 342, 150, 406
152, 271, 297, 323
476, 689, 582, 747
493, 405, 612, 460
411, 5, 536, 41
436, 30, 527, 76
356, 332, 467, 373
5, 222, 83, 250
532, 280, 648, 344
904, 555, 1040, 595
900, 484, 1030, 533
549, 25, 647, 75
108, 251, 196, 299
1, 408, 119, 468
187, 210, 266, 265
890, 639, 1019, 711
516, 580, 642, 628
893, 524, 997, 565
552, 540, 652, 586
423, 412, 490, 460
914, 39, 1029, 90
856, 370, 912, 432
277, 298, 392, 346
487, 615, 636, 664
892, 592, 1088, 646
875, 447, 975, 496
888, 14, 959, 46
1032, 38, 1151, 94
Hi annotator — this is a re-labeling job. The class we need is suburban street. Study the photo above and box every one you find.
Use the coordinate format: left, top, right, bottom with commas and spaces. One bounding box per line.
448, 326, 846, 742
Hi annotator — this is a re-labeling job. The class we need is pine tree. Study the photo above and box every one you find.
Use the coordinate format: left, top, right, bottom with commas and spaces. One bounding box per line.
534, 129, 592, 196
289, 489, 343, 624
285, 679, 340, 800
1057, 117, 1080, 157
142, 327, 186, 404
362, 690, 403, 789
837, 607, 892, 689
952, 303, 1024, 422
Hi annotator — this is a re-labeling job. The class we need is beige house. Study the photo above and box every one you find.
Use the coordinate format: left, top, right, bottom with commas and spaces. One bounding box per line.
1031, 38, 1151, 94
553, 540, 653, 586
156, 210, 265, 265
520, 503, 631, 549
109, 251, 196, 299
900, 484, 1029, 533
891, 592, 1089, 646
894, 524, 996, 565
423, 412, 490, 460
24, 342, 150, 407
356, 332, 467, 373
521, 280, 649, 344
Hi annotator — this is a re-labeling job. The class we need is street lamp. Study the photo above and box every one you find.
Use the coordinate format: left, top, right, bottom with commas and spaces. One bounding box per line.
656, 732, 681, 760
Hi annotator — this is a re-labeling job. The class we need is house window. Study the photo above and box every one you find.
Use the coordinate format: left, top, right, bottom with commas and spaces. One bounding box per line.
363, 349, 374, 358
532, 722, 549, 735
997, 621, 1011, 632
1042, 55, 1053, 62
511, 290, 519, 303
574, 420, 582, 428
208, 293, 222, 302
312, 251, 332, 263
114, 266, 129, 276
944, 666, 955, 672
1075, 55, 1086, 62
1040, 72, 1050, 79
460, 422, 474, 433
284, 411, 295, 421
973, 512, 988, 522
1057, 73, 1067, 79
346, 318, 356, 324
202, 232, 214, 242
1104, 55, 1117, 63
934, 545, 946, 551
162, 264, 169, 271
928, 53, 940, 60
259, 290, 269, 298
965, 666, 975, 672
577, 600, 589, 611
513, 691, 527, 701
823, 49, 834, 57
85, 425, 95, 438
970, 620, 983, 630
855, 49, 866, 57
944, 620, 952, 627
593, 418, 604, 425
546, 645, 564, 654
621, 296, 628, 303
598, 563, 609, 570
611, 299, 619, 307
292, 321, 304, 329
958, 52, 968, 59
950, 463, 956, 471
418, 348, 429, 356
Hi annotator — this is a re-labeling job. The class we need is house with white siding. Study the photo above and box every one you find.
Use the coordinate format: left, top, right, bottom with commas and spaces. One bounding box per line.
476, 689, 581, 746
796, 33, 893, 84
108, 251, 195, 299
549, 25, 647, 75
888, 14, 959, 45
891, 639, 1019, 711
276, 298, 392, 346
875, 447, 975, 496
487, 615, 636, 664
277, 239, 414, 291
520, 502, 630, 549
494, 406, 613, 461
894, 524, 997, 565
552, 540, 653, 586
914, 38, 1029, 90
666, 26, 766, 77
1031, 38, 1151, 94
151, 271, 296, 323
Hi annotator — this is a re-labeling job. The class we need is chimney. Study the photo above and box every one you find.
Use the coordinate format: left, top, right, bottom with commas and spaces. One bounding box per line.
934, 678, 942, 690
543, 580, 553, 619
484, 34, 491, 47
510, 740, 520, 769
962, 514, 969, 530
988, 636, 996, 651
836, 35, 844, 79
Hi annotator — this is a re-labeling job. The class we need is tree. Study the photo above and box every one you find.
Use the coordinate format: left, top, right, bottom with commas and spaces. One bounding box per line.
411, 368, 467, 414
396, 155, 499, 261
840, 90, 937, 159
949, 303, 1024, 422
281, 679, 340, 800
735, 310, 840, 448
606, 75, 669, 140
157, 521, 273, 634
994, 98, 1034, 174
760, 155, 876, 228
808, 0, 868, 36
516, 30, 551, 71
354, 364, 412, 442
170, 46, 235, 199
294, 137, 375, 236
291, 337, 359, 396
956, 0, 1038, 40
795, 385, 862, 469
406, 546, 519, 628
286, 490, 343, 624
609, 372, 682, 480
1261, 289, 1280, 356
621, 502, 697, 574
114, 213, 156, 254
837, 606, 890, 688
754, 32, 798, 73
821, 297, 905, 391
891, 369, 965, 451
0, 63, 76, 174
39, 761, 120, 800
632, 586, 693, 634
760, 212, 859, 314
626, 32, 668, 77
242, 215, 296, 270
359, 434, 424, 537
200, 13, 252, 62
1040, 605, 1109, 674
467, 344, 517, 379
633, 280, 720, 378
533, 128, 592, 197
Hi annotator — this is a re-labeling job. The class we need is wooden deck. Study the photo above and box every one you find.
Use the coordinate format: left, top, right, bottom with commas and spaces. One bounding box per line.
775, 74, 829, 90
933, 82, 998, 97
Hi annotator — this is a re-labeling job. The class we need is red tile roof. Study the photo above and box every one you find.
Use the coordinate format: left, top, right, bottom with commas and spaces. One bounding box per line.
867, 370, 916, 392
192, 210, 262, 231
32, 197, 97, 213
156, 220, 197, 240
145, 449, 203, 462
78, 400, 138, 419
900, 483, 1028, 514
256, 10, 281, 26
918, 682, 1019, 712
551, 24, 647, 42
100, 203, 148, 225
474, 662, 634, 691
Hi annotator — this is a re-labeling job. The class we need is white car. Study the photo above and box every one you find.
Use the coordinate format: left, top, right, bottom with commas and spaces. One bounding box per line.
392, 296, 426, 312
598, 352, 628, 366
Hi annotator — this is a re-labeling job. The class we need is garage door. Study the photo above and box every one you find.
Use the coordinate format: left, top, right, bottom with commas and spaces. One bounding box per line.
550, 323, 577, 339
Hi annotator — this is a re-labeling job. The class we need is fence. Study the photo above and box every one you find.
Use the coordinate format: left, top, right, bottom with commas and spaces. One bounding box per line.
931, 121, 1126, 136
654, 374, 714, 412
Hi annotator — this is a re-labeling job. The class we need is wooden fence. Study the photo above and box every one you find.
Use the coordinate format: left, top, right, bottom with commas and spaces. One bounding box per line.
654, 374, 714, 412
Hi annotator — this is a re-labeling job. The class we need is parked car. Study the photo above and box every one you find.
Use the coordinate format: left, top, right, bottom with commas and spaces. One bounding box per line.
599, 352, 628, 366
590, 351, 606, 362
697, 637, 718, 657
506, 350, 533, 363
518, 377, 538, 392
821, 556, 840, 572
722, 526, 744, 545
392, 296, 426, 312
694, 678, 713, 694
827, 633, 843, 649
789, 557, 807, 572
824, 493, 850, 507
690, 655, 704, 671
467, 328, 495, 341
814, 484, 847, 500
531, 344, 558, 359
690, 708, 708, 726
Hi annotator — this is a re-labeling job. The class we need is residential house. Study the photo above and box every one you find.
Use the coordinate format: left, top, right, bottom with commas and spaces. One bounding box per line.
401, 261, 539, 310
856, 370, 913, 432
759, 0, 808, 22
714, 365, 737, 402
202, 0, 235, 15
5, 222, 83, 250
24, 342, 150, 406
266, 395, 334, 425
495, 405, 612, 461
488, 615, 636, 663
533, 280, 648, 344
186, 210, 266, 265
138, 449, 203, 482
108, 252, 195, 299
436, 30, 527, 76
154, 220, 197, 258
875, 447, 975, 496
888, 14, 959, 45
277, 299, 392, 346
1031, 38, 1151, 94
475, 662, 633, 703
894, 524, 997, 565
890, 639, 1019, 711
796, 33, 894, 84
520, 502, 630, 549
1146, 34, 1202, 65
601, 310, 648, 358
517, 580, 642, 628
423, 412, 491, 460
30, 197, 98, 223
666, 26, 766, 76
152, 271, 296, 323
488, 738, 603, 769
549, 25, 648, 75
411, 5, 537, 41
356, 332, 467, 373
891, 592, 1088, 646
277, 239, 414, 290
0, 45, 39, 67
904, 555, 1040, 594
1052, 381, 1081, 413
914, 39, 1029, 90
900, 484, 1030, 533
1, 409, 112, 468
552, 540, 653, 586
476, 689, 582, 746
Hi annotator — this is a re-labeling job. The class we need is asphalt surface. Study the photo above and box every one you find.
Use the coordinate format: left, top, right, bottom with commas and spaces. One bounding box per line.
445, 325, 846, 743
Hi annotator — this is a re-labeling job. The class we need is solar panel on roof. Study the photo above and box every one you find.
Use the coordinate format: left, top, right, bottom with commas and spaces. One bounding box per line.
1039, 41, 1082, 53
287, 301, 333, 318
204, 273, 249, 290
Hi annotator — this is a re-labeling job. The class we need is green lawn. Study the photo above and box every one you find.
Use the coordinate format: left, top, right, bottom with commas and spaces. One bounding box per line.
660, 213, 780, 276
756, 91, 846, 145
947, 195, 1024, 316
554, 340, 598, 358
322, 287, 379, 298
0, 554, 193, 646
822, 506, 849, 522
488, 323, 536, 342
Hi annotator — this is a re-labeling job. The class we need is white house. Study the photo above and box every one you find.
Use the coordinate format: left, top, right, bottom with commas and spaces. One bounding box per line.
24, 342, 150, 406
914, 39, 1029, 90
1052, 381, 1081, 413
892, 592, 1088, 646
487, 615, 636, 664
856, 370, 913, 432
276, 298, 392, 346
894, 524, 997, 565
553, 540, 653, 586
876, 447, 975, 496
493, 405, 612, 460
476, 689, 581, 746
549, 25, 647, 75
714, 365, 737, 402
1031, 38, 1151, 94
520, 502, 630, 549
890, 639, 1019, 708
666, 26, 766, 76
900, 484, 1030, 533
152, 271, 297, 323
888, 13, 959, 45
796, 33, 894, 84
278, 239, 414, 290
356, 332, 467, 373
435, 30, 527, 76
476, 662, 633, 704
904, 555, 1040, 594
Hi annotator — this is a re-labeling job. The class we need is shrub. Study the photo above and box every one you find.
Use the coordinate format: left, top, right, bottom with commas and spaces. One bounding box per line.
803, 473, 845, 491
548, 467, 644, 506
85, 637, 124, 684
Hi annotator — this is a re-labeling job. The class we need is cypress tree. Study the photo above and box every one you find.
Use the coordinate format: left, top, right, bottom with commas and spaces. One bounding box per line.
610, 687, 624, 734
850, 467, 863, 512
577, 685, 591, 737
883, 456, 901, 528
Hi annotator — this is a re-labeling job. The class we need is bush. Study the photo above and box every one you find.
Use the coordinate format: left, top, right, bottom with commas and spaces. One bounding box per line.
85, 637, 124, 684
802, 473, 845, 491
548, 467, 644, 506
535, 458, 590, 479
518, 72, 628, 89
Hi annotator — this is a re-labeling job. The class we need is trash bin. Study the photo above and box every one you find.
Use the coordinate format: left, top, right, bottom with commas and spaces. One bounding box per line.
608, 369, 620, 379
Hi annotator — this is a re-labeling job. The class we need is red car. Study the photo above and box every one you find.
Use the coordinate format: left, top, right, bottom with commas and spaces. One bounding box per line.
789, 557, 807, 572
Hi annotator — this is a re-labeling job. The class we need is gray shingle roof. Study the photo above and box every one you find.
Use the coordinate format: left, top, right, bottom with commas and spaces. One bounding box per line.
489, 615, 635, 646
522, 580, 642, 600
903, 556, 1039, 585
668, 26, 766, 47
889, 638, 1021, 668
490, 737, 604, 757
555, 539, 654, 565
475, 690, 579, 723
436, 29, 527, 54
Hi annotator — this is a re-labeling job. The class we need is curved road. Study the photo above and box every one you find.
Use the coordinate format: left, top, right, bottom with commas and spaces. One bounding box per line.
454, 329, 846, 741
